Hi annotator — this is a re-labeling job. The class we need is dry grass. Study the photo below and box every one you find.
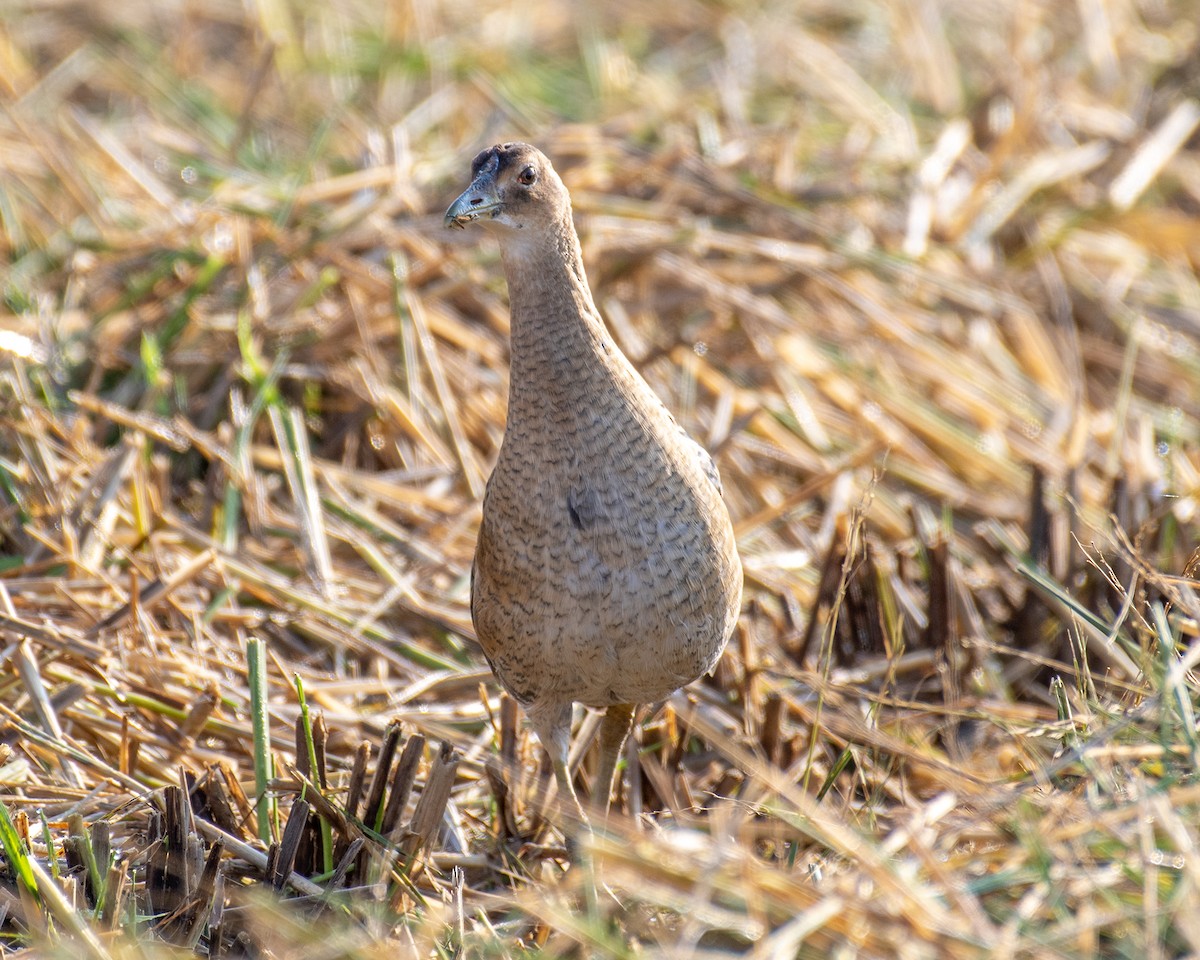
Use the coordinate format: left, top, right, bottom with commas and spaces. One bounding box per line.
1, 0, 1199, 956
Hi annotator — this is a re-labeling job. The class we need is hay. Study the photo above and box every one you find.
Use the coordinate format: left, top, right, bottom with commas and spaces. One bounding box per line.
1, 0, 1198, 955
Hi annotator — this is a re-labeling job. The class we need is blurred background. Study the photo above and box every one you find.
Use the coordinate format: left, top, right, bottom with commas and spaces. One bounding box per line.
2, 0, 1200, 956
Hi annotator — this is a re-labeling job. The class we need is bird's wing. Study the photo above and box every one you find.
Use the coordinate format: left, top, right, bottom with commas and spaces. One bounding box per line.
678, 426, 724, 497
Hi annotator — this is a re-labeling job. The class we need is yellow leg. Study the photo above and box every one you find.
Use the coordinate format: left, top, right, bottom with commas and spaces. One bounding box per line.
592, 703, 635, 813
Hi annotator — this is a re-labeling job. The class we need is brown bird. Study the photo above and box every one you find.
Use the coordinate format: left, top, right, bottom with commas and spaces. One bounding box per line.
445, 143, 742, 823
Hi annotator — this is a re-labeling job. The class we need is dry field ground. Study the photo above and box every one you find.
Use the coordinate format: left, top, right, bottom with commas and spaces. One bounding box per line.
1, 0, 1200, 956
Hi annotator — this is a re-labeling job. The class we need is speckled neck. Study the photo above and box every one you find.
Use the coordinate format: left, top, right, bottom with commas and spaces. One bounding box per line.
499, 214, 615, 416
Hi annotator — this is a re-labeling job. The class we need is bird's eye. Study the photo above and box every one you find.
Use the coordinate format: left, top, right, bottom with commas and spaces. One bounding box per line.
517, 166, 537, 185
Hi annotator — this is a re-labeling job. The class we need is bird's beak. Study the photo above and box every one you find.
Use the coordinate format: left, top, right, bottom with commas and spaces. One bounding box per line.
444, 168, 504, 229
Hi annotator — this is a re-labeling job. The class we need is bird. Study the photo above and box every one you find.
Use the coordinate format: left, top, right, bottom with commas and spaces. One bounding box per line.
444, 142, 742, 826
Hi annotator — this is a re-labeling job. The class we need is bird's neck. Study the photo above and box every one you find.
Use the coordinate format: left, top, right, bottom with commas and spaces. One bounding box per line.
499, 220, 615, 403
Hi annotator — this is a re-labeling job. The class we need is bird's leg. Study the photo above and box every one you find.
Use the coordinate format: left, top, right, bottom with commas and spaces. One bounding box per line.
528, 702, 589, 831
592, 703, 636, 814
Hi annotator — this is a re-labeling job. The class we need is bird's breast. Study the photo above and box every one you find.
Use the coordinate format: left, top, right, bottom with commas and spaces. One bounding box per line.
471, 394, 740, 702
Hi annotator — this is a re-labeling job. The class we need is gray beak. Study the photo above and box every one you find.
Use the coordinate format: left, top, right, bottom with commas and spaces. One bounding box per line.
444, 168, 503, 229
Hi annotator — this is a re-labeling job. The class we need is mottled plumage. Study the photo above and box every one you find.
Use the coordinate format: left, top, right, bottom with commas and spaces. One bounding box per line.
445, 142, 742, 819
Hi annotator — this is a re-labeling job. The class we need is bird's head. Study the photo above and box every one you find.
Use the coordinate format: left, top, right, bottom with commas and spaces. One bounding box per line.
444, 142, 568, 234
